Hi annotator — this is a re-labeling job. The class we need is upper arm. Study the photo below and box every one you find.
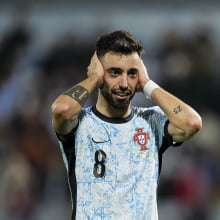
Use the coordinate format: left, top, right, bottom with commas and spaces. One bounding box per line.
52, 115, 78, 136
168, 121, 190, 143
51, 94, 81, 136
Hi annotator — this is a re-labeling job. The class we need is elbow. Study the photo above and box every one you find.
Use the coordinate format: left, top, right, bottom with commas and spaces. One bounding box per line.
170, 114, 202, 142
51, 96, 75, 121
186, 114, 203, 137
51, 103, 71, 121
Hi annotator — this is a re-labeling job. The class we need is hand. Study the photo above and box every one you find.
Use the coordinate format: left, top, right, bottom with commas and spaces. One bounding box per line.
87, 52, 104, 87
136, 59, 150, 92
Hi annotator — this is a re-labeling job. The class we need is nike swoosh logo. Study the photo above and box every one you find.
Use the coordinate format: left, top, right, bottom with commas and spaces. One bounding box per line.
92, 138, 109, 144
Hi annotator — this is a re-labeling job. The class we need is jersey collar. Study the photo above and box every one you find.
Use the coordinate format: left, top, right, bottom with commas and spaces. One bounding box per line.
92, 106, 134, 124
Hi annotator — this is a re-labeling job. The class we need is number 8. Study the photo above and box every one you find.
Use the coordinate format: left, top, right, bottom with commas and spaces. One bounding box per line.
93, 150, 106, 178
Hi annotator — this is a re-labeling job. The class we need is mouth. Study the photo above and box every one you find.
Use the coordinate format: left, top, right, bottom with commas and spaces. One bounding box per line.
112, 91, 131, 100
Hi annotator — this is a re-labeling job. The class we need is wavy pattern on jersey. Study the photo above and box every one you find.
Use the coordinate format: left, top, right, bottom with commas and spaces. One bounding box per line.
59, 106, 167, 220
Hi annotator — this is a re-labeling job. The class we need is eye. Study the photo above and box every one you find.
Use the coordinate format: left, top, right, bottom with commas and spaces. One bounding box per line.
128, 69, 138, 78
108, 68, 122, 76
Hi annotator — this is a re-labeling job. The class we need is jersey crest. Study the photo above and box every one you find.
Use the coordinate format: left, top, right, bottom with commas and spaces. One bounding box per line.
134, 128, 149, 151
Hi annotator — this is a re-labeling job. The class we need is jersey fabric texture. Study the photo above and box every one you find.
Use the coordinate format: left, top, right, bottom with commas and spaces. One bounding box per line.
57, 106, 174, 220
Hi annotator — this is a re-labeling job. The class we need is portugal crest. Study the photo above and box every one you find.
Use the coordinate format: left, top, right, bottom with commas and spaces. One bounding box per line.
134, 128, 149, 151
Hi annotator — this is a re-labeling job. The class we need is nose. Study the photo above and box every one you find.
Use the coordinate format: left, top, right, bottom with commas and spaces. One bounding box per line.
119, 75, 128, 90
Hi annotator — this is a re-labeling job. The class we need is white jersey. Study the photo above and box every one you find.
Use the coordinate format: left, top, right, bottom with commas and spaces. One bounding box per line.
57, 106, 170, 220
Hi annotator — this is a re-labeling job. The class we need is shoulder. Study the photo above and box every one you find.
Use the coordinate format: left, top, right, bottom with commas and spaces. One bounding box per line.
132, 106, 165, 117
78, 106, 93, 118
132, 106, 168, 130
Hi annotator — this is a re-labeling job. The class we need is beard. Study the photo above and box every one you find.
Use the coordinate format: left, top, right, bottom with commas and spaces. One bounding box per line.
100, 84, 135, 110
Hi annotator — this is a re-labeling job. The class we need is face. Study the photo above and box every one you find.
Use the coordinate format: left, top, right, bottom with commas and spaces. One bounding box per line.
100, 52, 140, 110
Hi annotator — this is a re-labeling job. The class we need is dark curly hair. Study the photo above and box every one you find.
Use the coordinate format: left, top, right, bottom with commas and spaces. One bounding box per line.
95, 30, 144, 58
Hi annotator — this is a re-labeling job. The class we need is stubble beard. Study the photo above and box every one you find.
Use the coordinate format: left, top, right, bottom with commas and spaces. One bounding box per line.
100, 85, 135, 110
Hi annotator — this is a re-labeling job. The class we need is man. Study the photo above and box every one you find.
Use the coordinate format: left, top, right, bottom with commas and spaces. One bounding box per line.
51, 30, 202, 220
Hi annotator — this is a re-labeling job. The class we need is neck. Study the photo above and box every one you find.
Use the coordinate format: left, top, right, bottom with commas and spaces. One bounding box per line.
96, 91, 131, 118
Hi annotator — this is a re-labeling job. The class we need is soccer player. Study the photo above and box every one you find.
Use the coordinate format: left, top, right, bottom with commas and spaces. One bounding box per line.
51, 30, 202, 220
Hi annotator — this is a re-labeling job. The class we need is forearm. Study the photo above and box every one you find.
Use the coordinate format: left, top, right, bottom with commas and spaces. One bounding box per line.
51, 74, 99, 135
144, 81, 202, 142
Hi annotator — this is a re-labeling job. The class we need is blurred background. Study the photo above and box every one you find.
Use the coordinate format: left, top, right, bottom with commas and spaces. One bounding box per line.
0, 0, 220, 219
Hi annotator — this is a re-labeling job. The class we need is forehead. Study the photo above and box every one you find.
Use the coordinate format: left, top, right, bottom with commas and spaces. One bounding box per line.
101, 52, 140, 68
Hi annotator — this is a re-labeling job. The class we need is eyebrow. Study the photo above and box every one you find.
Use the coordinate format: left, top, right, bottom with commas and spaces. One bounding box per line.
106, 67, 122, 72
106, 67, 138, 72
128, 68, 138, 73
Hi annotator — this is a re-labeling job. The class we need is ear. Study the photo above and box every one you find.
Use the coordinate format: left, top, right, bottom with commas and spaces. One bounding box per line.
135, 83, 142, 93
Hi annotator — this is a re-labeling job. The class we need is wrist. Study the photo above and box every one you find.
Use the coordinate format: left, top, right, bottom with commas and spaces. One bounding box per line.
143, 80, 160, 99
88, 73, 102, 88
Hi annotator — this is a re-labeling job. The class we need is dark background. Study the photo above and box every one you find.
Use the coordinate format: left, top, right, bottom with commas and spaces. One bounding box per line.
0, 1, 219, 219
